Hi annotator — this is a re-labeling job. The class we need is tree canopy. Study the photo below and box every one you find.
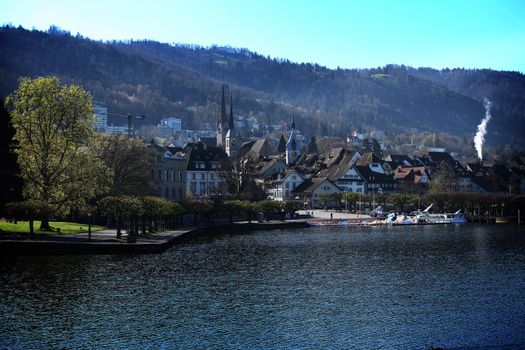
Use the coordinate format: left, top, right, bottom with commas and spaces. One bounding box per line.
7, 76, 107, 229
91, 134, 154, 196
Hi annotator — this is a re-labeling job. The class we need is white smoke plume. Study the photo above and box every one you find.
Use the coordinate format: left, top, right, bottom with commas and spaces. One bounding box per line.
474, 98, 492, 162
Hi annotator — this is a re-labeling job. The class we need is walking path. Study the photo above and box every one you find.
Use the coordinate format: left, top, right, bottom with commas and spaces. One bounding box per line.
0, 220, 310, 255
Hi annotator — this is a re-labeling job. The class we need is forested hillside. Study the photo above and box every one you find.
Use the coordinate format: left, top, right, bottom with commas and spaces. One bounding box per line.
1, 25, 524, 147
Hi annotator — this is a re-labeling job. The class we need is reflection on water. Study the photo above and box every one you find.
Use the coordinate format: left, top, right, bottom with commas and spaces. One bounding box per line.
1, 224, 524, 349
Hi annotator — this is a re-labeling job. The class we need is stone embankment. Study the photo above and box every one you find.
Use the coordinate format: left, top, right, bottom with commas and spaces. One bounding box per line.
0, 221, 309, 256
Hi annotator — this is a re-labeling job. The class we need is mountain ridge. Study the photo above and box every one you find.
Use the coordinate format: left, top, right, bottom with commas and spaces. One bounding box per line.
1, 25, 524, 148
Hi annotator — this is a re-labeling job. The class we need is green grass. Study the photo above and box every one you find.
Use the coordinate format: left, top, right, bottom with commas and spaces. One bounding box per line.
0, 220, 105, 235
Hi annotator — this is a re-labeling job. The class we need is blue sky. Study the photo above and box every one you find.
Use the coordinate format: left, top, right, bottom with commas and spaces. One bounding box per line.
1, 0, 524, 72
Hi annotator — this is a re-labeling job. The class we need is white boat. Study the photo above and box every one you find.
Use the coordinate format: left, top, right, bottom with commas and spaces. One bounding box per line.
416, 205, 467, 224
382, 205, 467, 225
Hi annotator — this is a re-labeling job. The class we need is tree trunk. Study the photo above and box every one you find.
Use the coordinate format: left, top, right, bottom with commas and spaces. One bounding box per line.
39, 214, 51, 231
29, 219, 34, 239
116, 217, 122, 239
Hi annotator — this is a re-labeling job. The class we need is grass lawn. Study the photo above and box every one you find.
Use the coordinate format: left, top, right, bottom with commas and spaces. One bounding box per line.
0, 220, 105, 235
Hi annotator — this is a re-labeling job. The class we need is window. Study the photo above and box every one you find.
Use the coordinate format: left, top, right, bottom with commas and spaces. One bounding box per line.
171, 170, 175, 182
178, 171, 182, 182
192, 173, 196, 180
158, 170, 162, 182
285, 182, 290, 189
178, 188, 182, 198
172, 187, 175, 197
165, 187, 169, 197
200, 182, 206, 193
201, 173, 205, 180
210, 173, 214, 180
164, 170, 169, 181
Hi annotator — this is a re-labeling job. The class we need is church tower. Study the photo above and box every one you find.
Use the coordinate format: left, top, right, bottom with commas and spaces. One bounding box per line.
216, 86, 228, 147
286, 115, 301, 165
225, 93, 240, 157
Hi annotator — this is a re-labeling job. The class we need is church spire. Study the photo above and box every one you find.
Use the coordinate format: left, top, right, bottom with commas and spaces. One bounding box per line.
286, 114, 300, 165
277, 133, 287, 153
228, 93, 234, 130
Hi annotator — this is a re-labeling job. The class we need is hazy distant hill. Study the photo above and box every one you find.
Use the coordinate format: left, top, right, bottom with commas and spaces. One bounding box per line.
1, 25, 524, 147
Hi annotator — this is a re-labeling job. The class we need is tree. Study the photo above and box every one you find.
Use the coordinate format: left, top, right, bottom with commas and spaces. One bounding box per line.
387, 193, 419, 212
140, 196, 172, 232
256, 200, 282, 221
429, 161, 458, 193
223, 199, 244, 223
0, 99, 23, 215
220, 157, 263, 198
282, 200, 302, 218
342, 192, 360, 212
7, 76, 106, 230
91, 134, 154, 196
5, 200, 49, 238
98, 195, 143, 239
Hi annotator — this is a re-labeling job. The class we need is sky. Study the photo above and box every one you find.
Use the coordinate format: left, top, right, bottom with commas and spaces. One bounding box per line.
1, 0, 525, 72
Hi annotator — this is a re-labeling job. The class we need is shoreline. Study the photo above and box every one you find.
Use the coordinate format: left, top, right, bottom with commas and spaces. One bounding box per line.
0, 220, 310, 256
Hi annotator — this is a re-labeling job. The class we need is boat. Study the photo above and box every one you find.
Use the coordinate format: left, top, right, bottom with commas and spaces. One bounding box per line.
382, 205, 467, 225
416, 205, 467, 224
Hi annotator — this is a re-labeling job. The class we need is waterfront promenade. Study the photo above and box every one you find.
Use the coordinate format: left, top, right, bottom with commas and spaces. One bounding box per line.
0, 220, 310, 255
298, 209, 371, 220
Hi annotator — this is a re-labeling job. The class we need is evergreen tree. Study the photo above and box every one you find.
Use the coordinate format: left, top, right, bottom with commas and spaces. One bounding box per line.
0, 99, 23, 215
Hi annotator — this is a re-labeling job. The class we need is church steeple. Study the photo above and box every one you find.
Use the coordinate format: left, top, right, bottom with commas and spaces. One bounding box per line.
277, 133, 287, 153
228, 93, 234, 130
286, 115, 301, 165
225, 92, 240, 157
217, 85, 229, 147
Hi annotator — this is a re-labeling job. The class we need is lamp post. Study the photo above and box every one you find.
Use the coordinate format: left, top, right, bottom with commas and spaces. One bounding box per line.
87, 212, 92, 242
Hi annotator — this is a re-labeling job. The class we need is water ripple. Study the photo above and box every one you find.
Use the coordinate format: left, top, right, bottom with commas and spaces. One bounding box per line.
1, 225, 525, 349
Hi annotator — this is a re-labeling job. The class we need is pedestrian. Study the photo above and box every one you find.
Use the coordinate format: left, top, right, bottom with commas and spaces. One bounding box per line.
330, 213, 333, 219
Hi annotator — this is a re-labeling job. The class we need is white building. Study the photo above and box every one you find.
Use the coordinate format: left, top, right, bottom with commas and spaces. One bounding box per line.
157, 117, 182, 139
267, 170, 304, 201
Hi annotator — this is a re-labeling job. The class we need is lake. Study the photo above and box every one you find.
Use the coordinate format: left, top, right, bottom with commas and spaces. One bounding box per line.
1, 224, 524, 349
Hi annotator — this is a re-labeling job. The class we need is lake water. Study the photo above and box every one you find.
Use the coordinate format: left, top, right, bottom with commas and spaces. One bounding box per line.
1, 224, 525, 349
